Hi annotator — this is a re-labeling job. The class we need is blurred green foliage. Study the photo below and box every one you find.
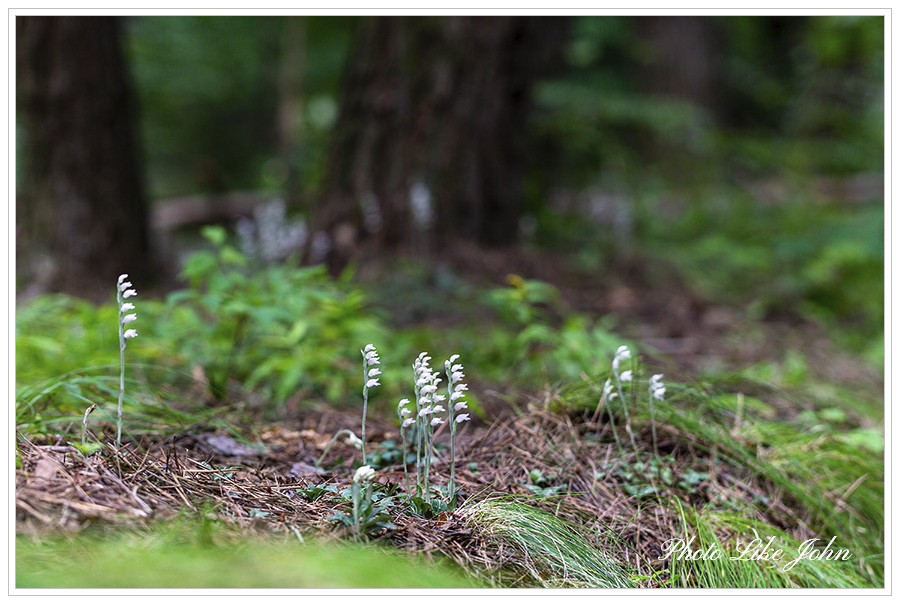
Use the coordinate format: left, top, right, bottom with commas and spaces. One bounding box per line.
160, 225, 401, 405
647, 197, 883, 356
123, 15, 882, 204
127, 16, 358, 198
532, 15, 883, 193
17, 518, 479, 588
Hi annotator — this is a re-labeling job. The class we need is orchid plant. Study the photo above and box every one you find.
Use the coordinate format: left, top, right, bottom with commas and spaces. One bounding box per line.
115, 274, 139, 449
360, 344, 381, 465
351, 464, 376, 538
648, 373, 665, 458
597, 345, 668, 461
611, 345, 638, 451
445, 354, 471, 510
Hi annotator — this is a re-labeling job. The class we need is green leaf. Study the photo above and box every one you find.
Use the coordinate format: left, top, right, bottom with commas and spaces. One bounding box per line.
201, 225, 227, 246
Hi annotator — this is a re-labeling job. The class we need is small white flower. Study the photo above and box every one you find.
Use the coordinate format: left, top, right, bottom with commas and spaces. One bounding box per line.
649, 374, 666, 399
368, 367, 382, 378
450, 364, 463, 373
421, 384, 438, 395
615, 345, 630, 358
432, 404, 446, 414
454, 383, 468, 392
365, 351, 380, 364
353, 465, 376, 483
451, 371, 465, 381
620, 370, 633, 382
402, 418, 416, 428
450, 391, 465, 401
122, 313, 137, 324
448, 354, 460, 363
455, 413, 470, 423
603, 378, 614, 397
418, 406, 432, 417
454, 401, 468, 411
346, 433, 364, 449
365, 378, 380, 389
118, 274, 128, 284
123, 329, 138, 339
120, 302, 135, 312
400, 407, 411, 416
431, 417, 445, 427
123, 289, 137, 298
119, 281, 133, 291
398, 397, 410, 408
363, 344, 376, 353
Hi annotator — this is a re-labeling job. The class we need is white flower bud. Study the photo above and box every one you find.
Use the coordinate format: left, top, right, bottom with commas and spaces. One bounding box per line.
122, 313, 137, 324
123, 329, 138, 339
353, 465, 376, 483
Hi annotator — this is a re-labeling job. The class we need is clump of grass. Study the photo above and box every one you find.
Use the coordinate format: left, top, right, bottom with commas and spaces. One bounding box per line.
664, 501, 873, 588
460, 498, 634, 588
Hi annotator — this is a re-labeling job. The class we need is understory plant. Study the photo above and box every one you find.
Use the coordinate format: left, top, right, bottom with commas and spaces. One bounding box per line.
360, 344, 381, 464
115, 274, 139, 449
337, 348, 472, 513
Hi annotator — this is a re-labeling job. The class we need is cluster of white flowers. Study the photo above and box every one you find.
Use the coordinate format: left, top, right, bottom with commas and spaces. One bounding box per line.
362, 344, 381, 388
445, 354, 471, 426
612, 345, 631, 379
409, 181, 435, 231
117, 274, 138, 342
236, 199, 308, 264
115, 274, 139, 449
610, 344, 638, 450
359, 344, 382, 464
413, 352, 446, 429
650, 373, 666, 401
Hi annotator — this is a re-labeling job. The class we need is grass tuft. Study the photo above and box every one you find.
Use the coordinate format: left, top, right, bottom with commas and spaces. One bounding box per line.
460, 497, 635, 588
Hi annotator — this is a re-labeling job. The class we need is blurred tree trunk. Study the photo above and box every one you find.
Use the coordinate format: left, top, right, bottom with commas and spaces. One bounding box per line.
637, 16, 720, 115
17, 16, 153, 299
315, 16, 568, 270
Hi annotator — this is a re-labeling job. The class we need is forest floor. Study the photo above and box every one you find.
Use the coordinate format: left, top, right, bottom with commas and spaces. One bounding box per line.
15, 238, 884, 588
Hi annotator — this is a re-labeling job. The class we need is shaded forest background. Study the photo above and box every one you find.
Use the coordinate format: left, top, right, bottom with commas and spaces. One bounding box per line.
15, 15, 884, 355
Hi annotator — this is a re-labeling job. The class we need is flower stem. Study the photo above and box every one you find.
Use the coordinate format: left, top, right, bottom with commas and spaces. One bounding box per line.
116, 294, 125, 449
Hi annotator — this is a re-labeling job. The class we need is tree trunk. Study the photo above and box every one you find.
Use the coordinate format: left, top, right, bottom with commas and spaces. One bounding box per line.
315, 16, 568, 270
637, 16, 720, 115
17, 16, 153, 299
